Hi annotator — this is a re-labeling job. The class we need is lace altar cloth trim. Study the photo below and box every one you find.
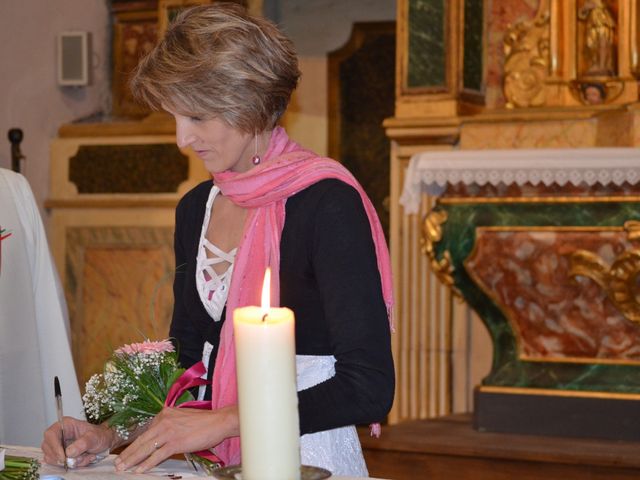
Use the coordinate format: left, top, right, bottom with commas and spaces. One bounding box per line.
400, 148, 640, 214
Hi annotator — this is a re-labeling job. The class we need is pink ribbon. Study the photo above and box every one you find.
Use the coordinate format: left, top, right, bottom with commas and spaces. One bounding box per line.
164, 362, 224, 466
165, 361, 208, 407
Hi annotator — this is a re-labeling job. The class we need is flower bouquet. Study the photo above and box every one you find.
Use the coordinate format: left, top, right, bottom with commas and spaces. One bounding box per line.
0, 449, 39, 480
82, 339, 192, 439
82, 339, 221, 473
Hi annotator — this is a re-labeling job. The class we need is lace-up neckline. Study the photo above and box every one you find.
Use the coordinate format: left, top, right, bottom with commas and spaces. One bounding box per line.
201, 239, 236, 299
195, 185, 236, 322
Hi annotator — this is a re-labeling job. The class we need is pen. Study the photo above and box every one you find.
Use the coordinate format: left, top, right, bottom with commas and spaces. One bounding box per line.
54, 376, 68, 471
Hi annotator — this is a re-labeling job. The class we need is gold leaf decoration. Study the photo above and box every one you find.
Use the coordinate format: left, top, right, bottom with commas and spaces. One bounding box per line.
421, 209, 460, 297
569, 248, 640, 323
503, 10, 550, 108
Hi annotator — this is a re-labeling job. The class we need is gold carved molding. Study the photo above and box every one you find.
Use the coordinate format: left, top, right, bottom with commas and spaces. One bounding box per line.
568, 77, 625, 105
421, 209, 460, 297
569, 221, 640, 323
626, 220, 640, 240
478, 385, 640, 401
503, 4, 550, 108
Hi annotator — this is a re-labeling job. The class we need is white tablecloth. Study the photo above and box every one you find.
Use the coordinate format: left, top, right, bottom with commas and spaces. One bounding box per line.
5, 446, 388, 480
0, 169, 84, 446
400, 147, 640, 213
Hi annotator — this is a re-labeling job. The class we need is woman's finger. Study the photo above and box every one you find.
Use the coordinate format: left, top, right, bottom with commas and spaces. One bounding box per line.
132, 441, 172, 473
115, 423, 166, 471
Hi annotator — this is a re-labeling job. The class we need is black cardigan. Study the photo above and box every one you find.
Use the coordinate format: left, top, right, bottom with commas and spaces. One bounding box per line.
169, 178, 394, 434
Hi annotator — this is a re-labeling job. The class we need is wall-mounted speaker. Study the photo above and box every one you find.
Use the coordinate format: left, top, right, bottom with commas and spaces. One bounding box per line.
57, 31, 91, 86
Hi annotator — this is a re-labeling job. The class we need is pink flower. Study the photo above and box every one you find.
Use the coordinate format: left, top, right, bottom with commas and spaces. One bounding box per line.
115, 339, 175, 356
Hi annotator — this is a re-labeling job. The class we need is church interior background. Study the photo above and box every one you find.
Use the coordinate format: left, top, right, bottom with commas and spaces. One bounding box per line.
2, 1, 640, 479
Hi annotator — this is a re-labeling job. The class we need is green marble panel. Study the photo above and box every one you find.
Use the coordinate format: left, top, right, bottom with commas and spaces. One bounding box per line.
463, 0, 483, 92
69, 144, 189, 194
433, 200, 640, 393
407, 0, 446, 88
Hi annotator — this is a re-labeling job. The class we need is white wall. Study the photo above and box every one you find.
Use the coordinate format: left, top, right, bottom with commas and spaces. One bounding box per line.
279, 0, 396, 55
0, 0, 110, 216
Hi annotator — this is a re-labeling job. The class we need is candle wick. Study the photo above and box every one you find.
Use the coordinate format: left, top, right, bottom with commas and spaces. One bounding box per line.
262, 313, 268, 322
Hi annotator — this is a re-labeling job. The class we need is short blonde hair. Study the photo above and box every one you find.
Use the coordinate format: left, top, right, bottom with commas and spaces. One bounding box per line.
130, 3, 300, 133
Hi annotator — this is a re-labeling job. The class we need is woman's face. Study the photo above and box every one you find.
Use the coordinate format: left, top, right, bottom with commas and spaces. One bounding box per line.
168, 109, 255, 174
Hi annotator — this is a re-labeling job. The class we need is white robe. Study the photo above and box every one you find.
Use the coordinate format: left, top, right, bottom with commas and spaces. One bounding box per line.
0, 168, 84, 446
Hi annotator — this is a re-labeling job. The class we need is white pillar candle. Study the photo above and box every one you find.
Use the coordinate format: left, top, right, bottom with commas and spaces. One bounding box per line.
234, 268, 300, 480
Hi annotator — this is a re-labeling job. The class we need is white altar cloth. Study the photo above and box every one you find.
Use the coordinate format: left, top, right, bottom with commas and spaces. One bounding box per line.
0, 169, 84, 446
400, 147, 640, 213
5, 446, 388, 480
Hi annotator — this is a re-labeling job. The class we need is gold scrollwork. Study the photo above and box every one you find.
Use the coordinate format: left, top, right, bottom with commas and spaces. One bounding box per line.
421, 210, 460, 297
503, 9, 550, 108
569, 247, 640, 323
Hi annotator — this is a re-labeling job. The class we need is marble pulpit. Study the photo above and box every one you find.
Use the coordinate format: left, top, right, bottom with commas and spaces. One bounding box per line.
401, 148, 640, 440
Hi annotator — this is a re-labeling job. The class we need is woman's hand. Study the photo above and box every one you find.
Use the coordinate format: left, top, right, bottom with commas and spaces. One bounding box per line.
114, 405, 239, 473
41, 417, 119, 468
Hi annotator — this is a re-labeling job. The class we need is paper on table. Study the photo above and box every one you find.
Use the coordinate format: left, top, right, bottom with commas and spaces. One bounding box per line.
4, 446, 214, 479
5, 446, 391, 480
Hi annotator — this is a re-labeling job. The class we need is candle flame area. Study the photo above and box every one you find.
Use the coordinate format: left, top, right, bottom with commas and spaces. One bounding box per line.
261, 268, 271, 316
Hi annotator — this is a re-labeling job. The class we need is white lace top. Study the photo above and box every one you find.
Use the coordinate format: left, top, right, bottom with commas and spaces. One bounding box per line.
195, 185, 235, 400
195, 185, 236, 322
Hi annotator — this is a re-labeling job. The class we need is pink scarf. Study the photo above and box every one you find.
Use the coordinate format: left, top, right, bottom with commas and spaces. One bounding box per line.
209, 127, 394, 465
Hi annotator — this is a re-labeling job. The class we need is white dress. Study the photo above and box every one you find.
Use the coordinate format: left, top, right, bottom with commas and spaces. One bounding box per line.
296, 356, 368, 477
0, 168, 84, 446
195, 185, 369, 476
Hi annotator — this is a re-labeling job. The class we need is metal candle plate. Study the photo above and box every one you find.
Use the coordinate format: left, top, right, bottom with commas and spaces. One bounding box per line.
213, 464, 331, 479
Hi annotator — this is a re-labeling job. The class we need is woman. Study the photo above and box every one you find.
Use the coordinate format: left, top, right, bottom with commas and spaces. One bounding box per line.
42, 3, 394, 476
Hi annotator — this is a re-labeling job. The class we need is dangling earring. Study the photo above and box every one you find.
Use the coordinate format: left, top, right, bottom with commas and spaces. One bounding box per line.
251, 133, 261, 165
